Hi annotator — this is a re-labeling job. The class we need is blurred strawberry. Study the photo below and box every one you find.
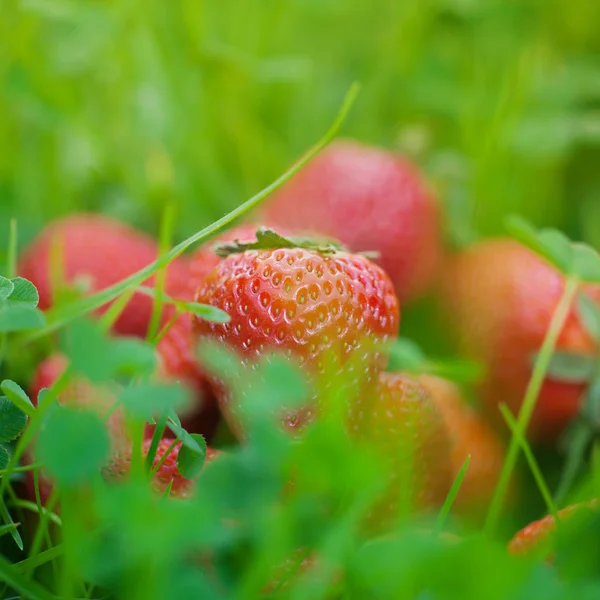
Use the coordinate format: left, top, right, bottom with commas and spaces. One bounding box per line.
261, 139, 443, 303
193, 231, 400, 437
18, 213, 188, 338
103, 437, 220, 499
418, 374, 507, 516
352, 372, 453, 529
508, 500, 599, 558
444, 239, 600, 442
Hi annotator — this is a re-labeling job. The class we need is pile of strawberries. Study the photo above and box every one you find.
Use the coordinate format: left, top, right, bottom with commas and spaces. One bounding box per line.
18, 139, 600, 557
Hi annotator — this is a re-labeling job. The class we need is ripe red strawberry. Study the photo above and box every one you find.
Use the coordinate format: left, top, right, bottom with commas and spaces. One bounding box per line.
508, 500, 599, 557
18, 213, 189, 338
444, 239, 600, 442
102, 437, 220, 499
156, 224, 295, 397
353, 372, 452, 528
261, 140, 443, 303
193, 235, 400, 436
29, 353, 128, 450
418, 374, 507, 516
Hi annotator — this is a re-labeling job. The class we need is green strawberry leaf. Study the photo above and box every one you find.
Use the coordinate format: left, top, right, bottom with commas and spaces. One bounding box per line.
120, 383, 190, 421
505, 215, 573, 274
0, 397, 27, 443
425, 358, 485, 384
213, 227, 345, 258
0, 305, 46, 333
60, 319, 115, 383
166, 419, 202, 454
176, 433, 207, 479
257, 357, 308, 409
112, 338, 157, 377
0, 380, 35, 418
7, 277, 40, 307
0, 277, 14, 301
388, 338, 427, 373
537, 350, 598, 384
573, 243, 600, 283
0, 444, 10, 471
577, 293, 600, 345
37, 406, 110, 486
179, 302, 231, 324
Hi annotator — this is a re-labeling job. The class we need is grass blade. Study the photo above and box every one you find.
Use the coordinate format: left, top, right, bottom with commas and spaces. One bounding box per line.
433, 455, 470, 536
499, 403, 559, 520
0, 552, 56, 600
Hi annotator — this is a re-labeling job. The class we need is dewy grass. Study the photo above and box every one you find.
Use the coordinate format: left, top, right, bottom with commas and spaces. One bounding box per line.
485, 275, 580, 535
20, 82, 360, 345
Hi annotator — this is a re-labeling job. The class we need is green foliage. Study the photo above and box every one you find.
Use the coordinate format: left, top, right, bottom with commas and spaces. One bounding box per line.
36, 406, 110, 487
3, 1, 600, 598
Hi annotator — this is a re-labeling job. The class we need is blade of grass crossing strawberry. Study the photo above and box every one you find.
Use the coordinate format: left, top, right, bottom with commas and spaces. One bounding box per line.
145, 412, 168, 473
433, 455, 471, 536
147, 201, 176, 341
21, 82, 361, 343
500, 404, 559, 520
484, 276, 579, 535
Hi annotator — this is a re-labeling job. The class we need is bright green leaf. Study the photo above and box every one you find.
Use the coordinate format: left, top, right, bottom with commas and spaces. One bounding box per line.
60, 319, 114, 383
388, 338, 427, 372
577, 293, 600, 345
0, 277, 14, 301
177, 433, 207, 479
112, 338, 157, 377
573, 244, 600, 283
120, 384, 190, 420
37, 407, 110, 486
8, 277, 40, 307
166, 420, 202, 454
181, 302, 230, 324
0, 397, 27, 443
0, 380, 35, 418
539, 351, 598, 384
0, 500, 22, 551
505, 215, 573, 274
0, 305, 46, 332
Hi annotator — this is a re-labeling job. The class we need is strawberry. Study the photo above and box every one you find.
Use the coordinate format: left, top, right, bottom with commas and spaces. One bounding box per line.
102, 437, 220, 499
444, 238, 600, 442
156, 224, 295, 398
193, 231, 400, 436
18, 213, 189, 338
261, 139, 443, 303
508, 500, 599, 557
353, 372, 452, 528
418, 374, 507, 516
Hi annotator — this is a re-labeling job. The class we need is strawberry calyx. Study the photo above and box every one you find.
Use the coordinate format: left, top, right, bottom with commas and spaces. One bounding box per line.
213, 228, 346, 258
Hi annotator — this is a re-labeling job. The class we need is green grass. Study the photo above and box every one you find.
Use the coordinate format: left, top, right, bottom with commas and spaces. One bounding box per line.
2, 0, 600, 598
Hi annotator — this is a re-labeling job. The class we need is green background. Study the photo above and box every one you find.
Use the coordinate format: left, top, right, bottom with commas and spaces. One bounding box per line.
3, 0, 600, 257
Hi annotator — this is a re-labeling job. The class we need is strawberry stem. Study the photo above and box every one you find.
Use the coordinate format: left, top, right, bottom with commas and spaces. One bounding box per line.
484, 275, 579, 536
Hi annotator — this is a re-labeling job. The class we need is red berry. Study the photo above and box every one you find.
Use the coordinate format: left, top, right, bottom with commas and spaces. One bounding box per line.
262, 140, 443, 303
102, 437, 220, 499
508, 500, 599, 557
418, 374, 507, 517
194, 246, 399, 436
353, 372, 452, 528
18, 214, 189, 338
444, 239, 600, 442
